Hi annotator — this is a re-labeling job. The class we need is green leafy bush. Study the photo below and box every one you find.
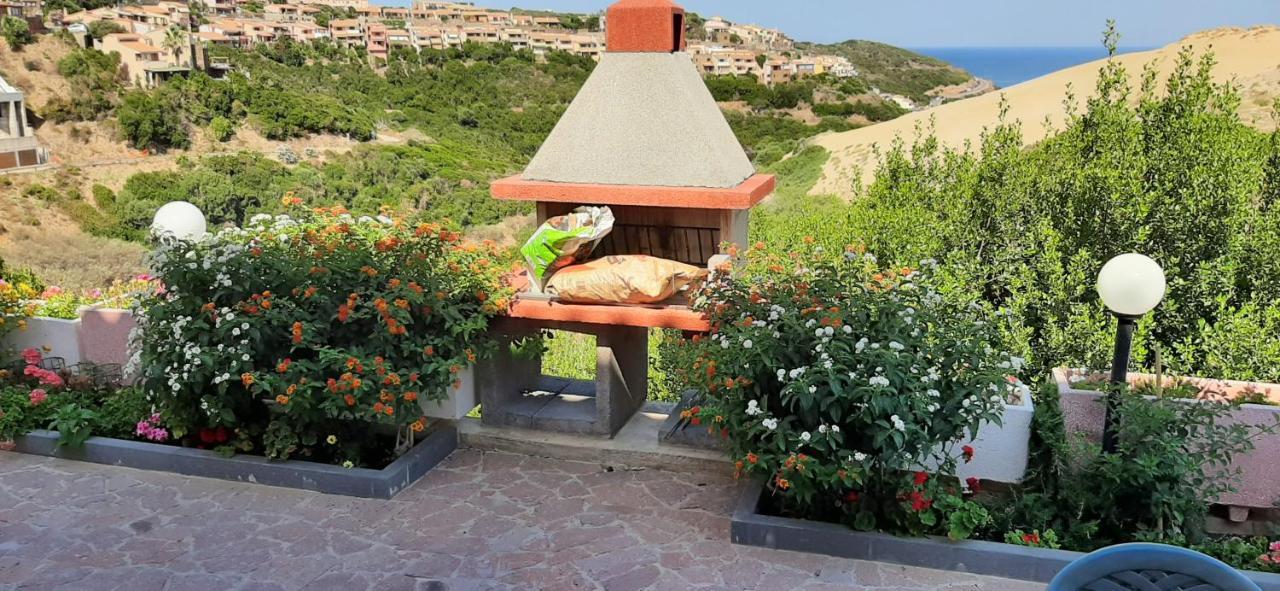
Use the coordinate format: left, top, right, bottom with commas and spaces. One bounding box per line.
992, 383, 1273, 551
1, 16, 33, 50
688, 245, 1027, 540
137, 207, 508, 463
117, 88, 190, 151
208, 116, 236, 142
754, 33, 1280, 384
0, 349, 148, 445
44, 48, 121, 123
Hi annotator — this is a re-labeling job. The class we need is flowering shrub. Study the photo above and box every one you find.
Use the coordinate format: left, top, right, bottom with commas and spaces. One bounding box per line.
32, 276, 159, 320
1258, 542, 1280, 569
1004, 529, 1061, 549
687, 243, 1028, 539
136, 206, 507, 463
0, 348, 147, 446
0, 277, 37, 341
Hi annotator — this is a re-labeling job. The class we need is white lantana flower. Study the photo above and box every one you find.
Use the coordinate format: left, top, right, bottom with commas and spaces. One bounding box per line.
762, 418, 778, 430
799, 431, 811, 442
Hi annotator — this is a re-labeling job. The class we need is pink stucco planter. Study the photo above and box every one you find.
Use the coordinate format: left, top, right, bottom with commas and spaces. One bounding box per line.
77, 306, 136, 367
1054, 367, 1280, 512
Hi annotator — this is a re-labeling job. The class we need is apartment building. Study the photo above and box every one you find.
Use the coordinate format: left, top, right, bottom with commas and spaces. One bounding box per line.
100, 32, 188, 86
365, 22, 387, 58
263, 3, 319, 23
328, 18, 363, 47
689, 44, 759, 77
293, 0, 367, 9
0, 75, 47, 171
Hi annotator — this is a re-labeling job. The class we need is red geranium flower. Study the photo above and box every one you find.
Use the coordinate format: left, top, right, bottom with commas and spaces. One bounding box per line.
962, 445, 975, 463
965, 477, 982, 493
913, 471, 929, 486
908, 491, 932, 512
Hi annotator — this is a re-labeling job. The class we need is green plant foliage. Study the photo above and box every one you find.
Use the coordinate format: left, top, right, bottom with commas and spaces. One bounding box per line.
687, 245, 1028, 539
85, 19, 124, 40
137, 209, 509, 463
753, 38, 1280, 383
44, 47, 121, 122
725, 111, 852, 166
48, 403, 97, 447
1, 16, 33, 50
117, 88, 191, 151
207, 116, 235, 143
992, 383, 1273, 551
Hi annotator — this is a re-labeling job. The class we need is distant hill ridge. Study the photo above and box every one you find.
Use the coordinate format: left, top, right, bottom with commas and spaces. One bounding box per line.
810, 25, 1280, 201
795, 39, 974, 103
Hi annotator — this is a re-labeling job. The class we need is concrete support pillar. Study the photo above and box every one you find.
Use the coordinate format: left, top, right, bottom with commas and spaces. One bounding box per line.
595, 324, 648, 436
15, 100, 26, 137
476, 318, 649, 438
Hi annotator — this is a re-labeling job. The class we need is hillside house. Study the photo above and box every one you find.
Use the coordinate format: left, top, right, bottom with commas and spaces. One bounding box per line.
0, 75, 47, 171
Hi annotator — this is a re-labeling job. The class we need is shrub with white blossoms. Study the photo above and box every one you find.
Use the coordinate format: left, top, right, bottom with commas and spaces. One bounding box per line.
686, 243, 1028, 539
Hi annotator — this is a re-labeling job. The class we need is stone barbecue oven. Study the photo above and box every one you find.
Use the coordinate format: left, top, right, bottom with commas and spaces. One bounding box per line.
478, 0, 775, 437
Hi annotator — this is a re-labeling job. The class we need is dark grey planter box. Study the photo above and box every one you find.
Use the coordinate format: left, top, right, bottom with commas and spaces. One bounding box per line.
13, 423, 457, 499
731, 477, 1280, 589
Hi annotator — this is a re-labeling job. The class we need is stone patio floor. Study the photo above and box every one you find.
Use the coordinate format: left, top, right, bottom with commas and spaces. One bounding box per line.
0, 449, 1046, 591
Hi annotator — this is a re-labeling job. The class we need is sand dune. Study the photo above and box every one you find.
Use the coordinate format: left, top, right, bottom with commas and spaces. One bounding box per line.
810, 25, 1280, 200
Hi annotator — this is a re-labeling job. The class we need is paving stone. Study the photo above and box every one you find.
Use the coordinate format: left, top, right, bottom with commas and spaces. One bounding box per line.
0, 451, 1043, 590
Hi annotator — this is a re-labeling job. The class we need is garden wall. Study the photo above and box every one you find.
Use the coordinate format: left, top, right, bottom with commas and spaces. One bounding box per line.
1, 307, 135, 370
955, 395, 1034, 484
1055, 368, 1280, 511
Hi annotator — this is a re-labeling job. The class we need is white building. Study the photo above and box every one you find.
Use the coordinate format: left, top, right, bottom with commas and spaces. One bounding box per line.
0, 75, 47, 170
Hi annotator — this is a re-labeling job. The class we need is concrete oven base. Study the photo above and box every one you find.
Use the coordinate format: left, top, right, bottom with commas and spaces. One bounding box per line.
476, 317, 648, 438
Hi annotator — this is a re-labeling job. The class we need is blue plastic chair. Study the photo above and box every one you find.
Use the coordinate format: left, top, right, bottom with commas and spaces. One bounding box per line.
1047, 543, 1261, 591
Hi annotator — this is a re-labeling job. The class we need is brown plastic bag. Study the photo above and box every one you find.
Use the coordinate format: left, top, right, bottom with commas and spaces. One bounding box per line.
546, 255, 708, 305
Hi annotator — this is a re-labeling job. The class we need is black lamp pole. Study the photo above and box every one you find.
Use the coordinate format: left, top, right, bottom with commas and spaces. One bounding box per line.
1101, 313, 1138, 454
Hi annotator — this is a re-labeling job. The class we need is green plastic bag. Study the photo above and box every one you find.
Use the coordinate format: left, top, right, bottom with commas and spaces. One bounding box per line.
520, 206, 615, 289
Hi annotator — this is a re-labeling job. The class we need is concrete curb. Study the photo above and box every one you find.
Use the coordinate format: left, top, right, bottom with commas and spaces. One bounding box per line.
13, 424, 458, 499
729, 477, 1280, 589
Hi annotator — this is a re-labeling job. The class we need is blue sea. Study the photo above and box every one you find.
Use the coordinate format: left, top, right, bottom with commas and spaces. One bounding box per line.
910, 47, 1155, 89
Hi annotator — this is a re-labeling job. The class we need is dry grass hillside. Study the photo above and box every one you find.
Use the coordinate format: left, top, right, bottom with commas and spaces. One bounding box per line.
811, 25, 1280, 200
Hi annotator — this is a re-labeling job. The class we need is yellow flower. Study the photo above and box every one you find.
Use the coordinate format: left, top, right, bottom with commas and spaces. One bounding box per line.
326, 435, 337, 445
342, 460, 354, 469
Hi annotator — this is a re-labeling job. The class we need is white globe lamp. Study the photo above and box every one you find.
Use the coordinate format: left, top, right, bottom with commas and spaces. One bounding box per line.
1095, 253, 1166, 454
151, 201, 207, 241
1096, 253, 1166, 317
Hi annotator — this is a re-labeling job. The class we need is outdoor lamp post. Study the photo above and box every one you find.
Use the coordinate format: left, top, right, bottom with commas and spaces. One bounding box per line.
1095, 253, 1166, 453
151, 201, 207, 241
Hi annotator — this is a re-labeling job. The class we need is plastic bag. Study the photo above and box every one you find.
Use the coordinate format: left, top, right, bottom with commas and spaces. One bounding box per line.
546, 255, 708, 305
520, 206, 615, 289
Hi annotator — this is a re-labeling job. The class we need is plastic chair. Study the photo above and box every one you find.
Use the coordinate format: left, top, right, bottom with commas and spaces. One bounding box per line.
1048, 542, 1261, 591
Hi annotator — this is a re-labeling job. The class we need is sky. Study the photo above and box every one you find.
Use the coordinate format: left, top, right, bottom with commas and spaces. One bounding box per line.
415, 0, 1280, 48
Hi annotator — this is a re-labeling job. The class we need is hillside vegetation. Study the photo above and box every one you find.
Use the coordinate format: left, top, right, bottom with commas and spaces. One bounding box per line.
11, 36, 881, 244
812, 25, 1280, 198
796, 39, 972, 102
755, 32, 1280, 384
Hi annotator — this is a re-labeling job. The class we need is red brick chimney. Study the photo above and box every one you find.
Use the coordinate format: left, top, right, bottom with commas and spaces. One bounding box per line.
605, 0, 687, 53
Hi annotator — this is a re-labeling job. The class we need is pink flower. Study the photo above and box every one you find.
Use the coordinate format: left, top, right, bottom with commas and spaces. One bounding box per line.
135, 274, 153, 282
135, 413, 169, 442
21, 348, 41, 366
23, 365, 64, 387
28, 388, 47, 406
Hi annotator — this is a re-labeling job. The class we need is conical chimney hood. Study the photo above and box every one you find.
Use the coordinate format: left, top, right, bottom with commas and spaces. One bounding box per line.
492, 0, 774, 209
